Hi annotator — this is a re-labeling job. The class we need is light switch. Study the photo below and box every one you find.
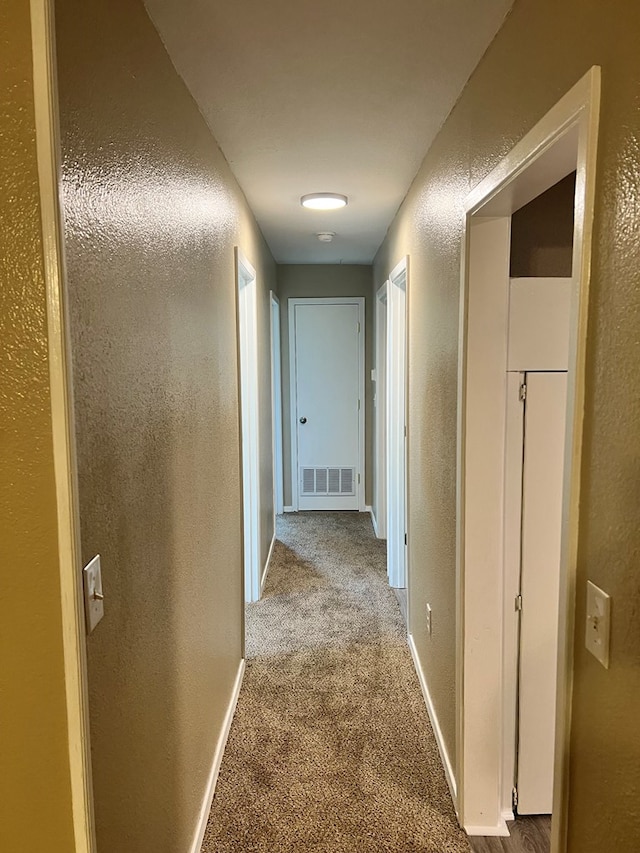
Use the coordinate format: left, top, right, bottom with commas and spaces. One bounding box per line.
585, 580, 611, 668
83, 554, 104, 634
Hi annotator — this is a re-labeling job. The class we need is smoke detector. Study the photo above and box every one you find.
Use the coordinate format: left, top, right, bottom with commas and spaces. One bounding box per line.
316, 232, 336, 243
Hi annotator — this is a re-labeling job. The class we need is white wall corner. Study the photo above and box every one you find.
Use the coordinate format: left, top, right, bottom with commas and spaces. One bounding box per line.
261, 533, 276, 595
407, 634, 458, 812
189, 659, 245, 853
366, 506, 379, 536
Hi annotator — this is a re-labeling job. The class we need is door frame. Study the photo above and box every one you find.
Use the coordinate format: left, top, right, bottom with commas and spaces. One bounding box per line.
455, 67, 601, 843
31, 0, 96, 848
270, 292, 284, 516
386, 258, 409, 589
288, 296, 365, 512
374, 282, 388, 539
236, 250, 261, 603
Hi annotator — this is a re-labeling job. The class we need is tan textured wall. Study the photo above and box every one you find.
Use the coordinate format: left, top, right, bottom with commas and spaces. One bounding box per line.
277, 264, 374, 508
510, 172, 576, 277
374, 2, 640, 849
54, 0, 276, 850
0, 1, 76, 850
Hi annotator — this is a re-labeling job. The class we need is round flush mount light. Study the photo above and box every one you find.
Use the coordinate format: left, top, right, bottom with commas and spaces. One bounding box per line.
301, 193, 348, 210
316, 232, 336, 243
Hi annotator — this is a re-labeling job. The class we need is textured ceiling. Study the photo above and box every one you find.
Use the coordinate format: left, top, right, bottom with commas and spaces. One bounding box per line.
144, 0, 513, 263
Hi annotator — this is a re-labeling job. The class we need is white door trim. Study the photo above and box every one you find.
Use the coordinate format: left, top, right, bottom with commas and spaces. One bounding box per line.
386, 258, 409, 589
455, 67, 601, 842
236, 249, 261, 603
270, 292, 284, 516
31, 0, 96, 847
374, 282, 388, 539
288, 296, 365, 512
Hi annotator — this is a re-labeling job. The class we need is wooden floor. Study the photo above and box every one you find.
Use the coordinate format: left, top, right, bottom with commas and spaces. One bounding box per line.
469, 817, 551, 852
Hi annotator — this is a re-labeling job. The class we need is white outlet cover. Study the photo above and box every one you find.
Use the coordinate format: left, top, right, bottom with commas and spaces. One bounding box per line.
83, 554, 104, 634
585, 580, 611, 668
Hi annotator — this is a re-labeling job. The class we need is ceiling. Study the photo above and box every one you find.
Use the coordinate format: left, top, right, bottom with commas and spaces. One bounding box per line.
144, 0, 513, 264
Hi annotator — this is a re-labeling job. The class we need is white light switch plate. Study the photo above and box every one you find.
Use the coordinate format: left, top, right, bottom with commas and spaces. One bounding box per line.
83, 554, 104, 634
585, 580, 611, 668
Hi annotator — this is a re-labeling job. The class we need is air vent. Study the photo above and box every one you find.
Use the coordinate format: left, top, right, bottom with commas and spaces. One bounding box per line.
340, 468, 353, 494
316, 468, 328, 493
302, 468, 315, 494
300, 467, 356, 495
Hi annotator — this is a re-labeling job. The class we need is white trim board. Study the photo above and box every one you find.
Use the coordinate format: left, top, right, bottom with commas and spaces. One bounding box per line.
408, 634, 457, 811
270, 292, 284, 517
236, 249, 261, 604
465, 823, 510, 838
261, 533, 276, 596
189, 660, 245, 853
31, 1, 96, 847
386, 258, 409, 590
283, 505, 295, 513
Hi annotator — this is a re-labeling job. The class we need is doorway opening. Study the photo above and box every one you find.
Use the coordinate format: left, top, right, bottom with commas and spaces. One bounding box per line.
456, 68, 601, 850
236, 249, 261, 603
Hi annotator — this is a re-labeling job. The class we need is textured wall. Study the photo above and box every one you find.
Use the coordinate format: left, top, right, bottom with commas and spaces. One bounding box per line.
54, 0, 276, 850
277, 264, 374, 508
510, 172, 576, 277
0, 1, 76, 850
374, 1, 640, 848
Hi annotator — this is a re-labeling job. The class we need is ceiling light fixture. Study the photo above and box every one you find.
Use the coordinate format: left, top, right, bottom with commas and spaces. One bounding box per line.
316, 232, 336, 243
301, 193, 348, 211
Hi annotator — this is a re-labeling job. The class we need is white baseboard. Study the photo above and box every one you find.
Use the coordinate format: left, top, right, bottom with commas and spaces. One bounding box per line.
501, 808, 515, 824
367, 506, 379, 536
464, 820, 510, 837
407, 633, 458, 811
261, 533, 276, 595
283, 505, 295, 513
189, 659, 245, 853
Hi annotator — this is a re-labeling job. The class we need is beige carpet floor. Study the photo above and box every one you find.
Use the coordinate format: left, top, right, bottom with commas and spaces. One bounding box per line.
202, 511, 471, 852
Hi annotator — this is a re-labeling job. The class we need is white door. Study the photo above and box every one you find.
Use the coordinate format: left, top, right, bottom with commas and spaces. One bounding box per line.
517, 371, 568, 814
290, 298, 363, 511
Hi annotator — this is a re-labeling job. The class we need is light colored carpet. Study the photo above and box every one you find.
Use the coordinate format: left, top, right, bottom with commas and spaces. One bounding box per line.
202, 511, 471, 852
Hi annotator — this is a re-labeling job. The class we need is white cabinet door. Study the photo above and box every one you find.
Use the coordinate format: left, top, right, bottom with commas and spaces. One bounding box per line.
517, 371, 567, 814
291, 300, 362, 510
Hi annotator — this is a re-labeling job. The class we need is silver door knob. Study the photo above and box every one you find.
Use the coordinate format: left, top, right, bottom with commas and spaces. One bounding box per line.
299, 417, 307, 424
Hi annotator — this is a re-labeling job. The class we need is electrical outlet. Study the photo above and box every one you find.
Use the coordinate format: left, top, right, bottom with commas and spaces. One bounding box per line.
585, 581, 611, 668
426, 603, 432, 637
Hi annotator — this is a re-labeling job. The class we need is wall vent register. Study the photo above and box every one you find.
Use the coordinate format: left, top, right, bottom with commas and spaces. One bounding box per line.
301, 467, 355, 495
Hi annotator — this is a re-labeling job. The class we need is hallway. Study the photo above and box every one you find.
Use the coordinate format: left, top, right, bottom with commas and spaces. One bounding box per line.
202, 512, 469, 852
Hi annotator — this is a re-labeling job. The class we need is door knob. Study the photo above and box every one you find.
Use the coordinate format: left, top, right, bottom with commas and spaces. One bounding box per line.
299, 417, 307, 424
